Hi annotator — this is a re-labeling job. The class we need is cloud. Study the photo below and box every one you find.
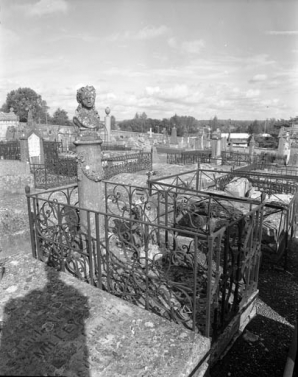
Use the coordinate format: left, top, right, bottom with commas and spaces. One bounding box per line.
246, 89, 260, 98
266, 31, 298, 35
135, 25, 169, 40
107, 25, 169, 41
27, 0, 68, 16
168, 38, 205, 54
249, 74, 268, 83
145, 84, 189, 102
0, 27, 20, 47
181, 40, 205, 54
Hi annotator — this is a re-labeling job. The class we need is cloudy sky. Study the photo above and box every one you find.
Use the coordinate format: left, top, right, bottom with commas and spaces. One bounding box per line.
0, 0, 298, 121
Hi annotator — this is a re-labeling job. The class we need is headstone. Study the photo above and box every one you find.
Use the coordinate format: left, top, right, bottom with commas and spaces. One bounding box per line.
28, 131, 44, 164
170, 126, 178, 145
199, 132, 204, 149
19, 136, 29, 162
152, 146, 159, 163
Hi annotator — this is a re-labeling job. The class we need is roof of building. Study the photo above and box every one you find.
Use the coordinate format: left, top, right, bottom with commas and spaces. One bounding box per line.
221, 133, 250, 139
0, 109, 19, 121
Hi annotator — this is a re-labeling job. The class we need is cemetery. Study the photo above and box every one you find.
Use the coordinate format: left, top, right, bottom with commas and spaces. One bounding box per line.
0, 86, 297, 376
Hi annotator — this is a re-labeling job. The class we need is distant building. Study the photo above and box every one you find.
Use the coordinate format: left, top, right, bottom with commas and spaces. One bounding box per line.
221, 133, 250, 147
0, 108, 19, 140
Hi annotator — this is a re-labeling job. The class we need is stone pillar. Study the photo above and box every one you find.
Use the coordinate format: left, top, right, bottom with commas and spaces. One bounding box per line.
211, 139, 217, 158
19, 136, 29, 162
221, 137, 227, 151
215, 128, 222, 157
211, 129, 222, 165
284, 132, 291, 165
170, 126, 178, 144
199, 134, 204, 149
74, 136, 104, 235
104, 107, 111, 142
249, 134, 255, 162
39, 137, 45, 164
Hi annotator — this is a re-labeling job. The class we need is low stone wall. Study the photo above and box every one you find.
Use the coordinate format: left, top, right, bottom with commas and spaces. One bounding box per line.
0, 160, 33, 257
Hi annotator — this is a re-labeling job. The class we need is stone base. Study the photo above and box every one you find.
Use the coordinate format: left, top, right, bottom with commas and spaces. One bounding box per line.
0, 253, 211, 377
211, 158, 222, 166
209, 290, 258, 367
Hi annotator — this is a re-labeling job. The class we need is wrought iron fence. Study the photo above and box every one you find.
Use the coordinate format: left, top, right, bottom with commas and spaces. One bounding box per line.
102, 151, 152, 180
43, 140, 62, 165
26, 181, 265, 340
221, 151, 255, 166
253, 163, 298, 176
31, 151, 152, 189
101, 143, 132, 151
0, 140, 20, 160
30, 162, 77, 189
148, 168, 298, 266
167, 150, 211, 165
196, 168, 298, 196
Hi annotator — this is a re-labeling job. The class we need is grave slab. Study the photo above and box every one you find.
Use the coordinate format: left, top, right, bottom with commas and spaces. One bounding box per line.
0, 253, 210, 377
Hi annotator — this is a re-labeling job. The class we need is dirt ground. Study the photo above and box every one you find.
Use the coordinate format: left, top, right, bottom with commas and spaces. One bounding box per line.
210, 237, 298, 377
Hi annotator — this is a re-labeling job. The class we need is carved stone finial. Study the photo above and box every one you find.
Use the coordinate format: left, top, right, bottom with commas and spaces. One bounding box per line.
105, 107, 110, 116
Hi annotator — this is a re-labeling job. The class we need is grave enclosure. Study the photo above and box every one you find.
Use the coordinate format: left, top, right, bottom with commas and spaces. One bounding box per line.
1, 105, 298, 375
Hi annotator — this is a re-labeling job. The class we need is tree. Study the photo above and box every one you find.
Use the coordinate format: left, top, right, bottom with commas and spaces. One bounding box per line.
248, 120, 263, 134
51, 108, 71, 126
0, 87, 49, 122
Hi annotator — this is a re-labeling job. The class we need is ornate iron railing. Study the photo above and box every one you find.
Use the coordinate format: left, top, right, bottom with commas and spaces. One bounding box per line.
43, 140, 62, 165
167, 150, 211, 165
26, 181, 264, 340
148, 168, 298, 266
221, 151, 256, 166
253, 163, 298, 176
195, 169, 298, 196
30, 162, 77, 189
0, 140, 20, 160
101, 143, 132, 151
31, 152, 152, 189
102, 151, 152, 180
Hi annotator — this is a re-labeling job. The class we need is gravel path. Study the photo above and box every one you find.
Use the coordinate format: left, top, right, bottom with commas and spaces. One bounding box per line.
210, 237, 298, 377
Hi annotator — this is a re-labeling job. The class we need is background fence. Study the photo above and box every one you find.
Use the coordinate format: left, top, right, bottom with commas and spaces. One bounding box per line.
31, 151, 152, 189
0, 140, 20, 160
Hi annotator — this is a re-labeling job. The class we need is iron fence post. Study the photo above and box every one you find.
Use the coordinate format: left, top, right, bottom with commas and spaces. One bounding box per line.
25, 186, 37, 259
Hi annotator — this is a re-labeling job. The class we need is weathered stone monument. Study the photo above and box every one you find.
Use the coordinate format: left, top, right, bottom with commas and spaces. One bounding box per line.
204, 127, 211, 148
170, 125, 178, 145
211, 128, 222, 165
249, 134, 255, 163
73, 85, 104, 233
104, 106, 111, 142
278, 127, 291, 165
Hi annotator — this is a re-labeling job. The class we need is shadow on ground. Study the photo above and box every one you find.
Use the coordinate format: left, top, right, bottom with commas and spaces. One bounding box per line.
0, 265, 90, 376
210, 314, 292, 377
210, 237, 298, 377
